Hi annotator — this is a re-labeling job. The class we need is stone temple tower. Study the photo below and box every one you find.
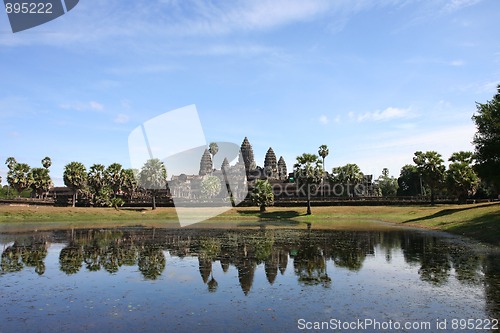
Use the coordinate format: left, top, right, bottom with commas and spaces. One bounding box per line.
240, 137, 256, 175
199, 149, 213, 176
264, 147, 278, 179
278, 156, 287, 180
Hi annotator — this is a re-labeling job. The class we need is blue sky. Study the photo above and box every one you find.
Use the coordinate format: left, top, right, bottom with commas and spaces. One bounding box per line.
1, 0, 499, 186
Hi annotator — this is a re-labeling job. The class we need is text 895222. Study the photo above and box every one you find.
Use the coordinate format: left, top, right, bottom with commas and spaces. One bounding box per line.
5, 2, 53, 14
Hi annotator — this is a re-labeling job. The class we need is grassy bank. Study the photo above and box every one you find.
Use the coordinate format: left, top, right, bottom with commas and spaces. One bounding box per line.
0, 202, 499, 245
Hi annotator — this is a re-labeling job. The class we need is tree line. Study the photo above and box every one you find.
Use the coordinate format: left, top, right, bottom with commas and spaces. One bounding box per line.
62, 158, 167, 209
2, 157, 167, 210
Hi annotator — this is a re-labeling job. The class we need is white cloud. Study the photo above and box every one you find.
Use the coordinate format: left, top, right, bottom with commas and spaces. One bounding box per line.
443, 0, 481, 12
449, 60, 465, 66
168, 0, 333, 36
89, 101, 104, 111
0, 0, 409, 48
352, 107, 414, 122
114, 113, 129, 124
405, 57, 466, 67
319, 115, 329, 125
108, 64, 179, 75
60, 101, 104, 112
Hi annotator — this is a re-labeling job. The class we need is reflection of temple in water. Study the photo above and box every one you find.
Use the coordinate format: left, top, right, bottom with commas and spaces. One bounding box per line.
1, 228, 499, 319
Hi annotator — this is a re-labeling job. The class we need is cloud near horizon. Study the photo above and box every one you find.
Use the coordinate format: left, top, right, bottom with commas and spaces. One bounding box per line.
349, 107, 414, 122
60, 101, 104, 112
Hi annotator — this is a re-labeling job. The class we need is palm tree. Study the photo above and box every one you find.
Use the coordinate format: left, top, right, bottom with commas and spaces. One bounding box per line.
413, 151, 445, 205
121, 168, 138, 200
446, 152, 479, 204
294, 153, 323, 215
30, 167, 52, 199
318, 145, 329, 197
251, 179, 274, 212
88, 164, 106, 206
7, 163, 33, 197
139, 158, 167, 210
88, 164, 105, 194
104, 163, 123, 198
331, 163, 364, 197
63, 162, 88, 207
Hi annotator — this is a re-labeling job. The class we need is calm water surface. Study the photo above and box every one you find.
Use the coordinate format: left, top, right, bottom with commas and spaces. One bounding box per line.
1, 225, 499, 332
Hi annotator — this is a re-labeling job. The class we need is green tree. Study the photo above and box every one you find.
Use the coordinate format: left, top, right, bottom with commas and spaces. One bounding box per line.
318, 145, 329, 197
446, 151, 479, 203
294, 153, 323, 215
7, 163, 33, 197
397, 164, 423, 196
413, 151, 445, 205
201, 175, 222, 199
330, 163, 364, 184
330, 163, 364, 197
63, 162, 88, 207
88, 164, 105, 190
121, 168, 138, 199
376, 168, 398, 197
30, 157, 53, 199
30, 167, 52, 199
251, 179, 274, 212
472, 84, 500, 194
139, 158, 167, 210
104, 163, 123, 198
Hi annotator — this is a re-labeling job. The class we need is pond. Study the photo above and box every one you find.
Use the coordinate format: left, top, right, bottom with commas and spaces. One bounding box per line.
1, 224, 499, 332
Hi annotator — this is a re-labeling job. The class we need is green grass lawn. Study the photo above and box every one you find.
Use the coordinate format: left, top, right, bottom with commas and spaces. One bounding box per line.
0, 202, 499, 245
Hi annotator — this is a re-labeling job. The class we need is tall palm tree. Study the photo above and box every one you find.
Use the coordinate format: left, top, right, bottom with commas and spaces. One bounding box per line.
88, 164, 106, 205
104, 163, 123, 198
318, 145, 329, 197
139, 158, 167, 210
7, 163, 33, 197
294, 153, 323, 215
88, 164, 106, 193
30, 167, 52, 199
413, 151, 445, 205
121, 168, 138, 200
63, 162, 87, 207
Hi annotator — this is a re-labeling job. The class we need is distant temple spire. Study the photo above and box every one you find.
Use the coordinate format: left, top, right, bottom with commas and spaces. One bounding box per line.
264, 147, 278, 179
199, 149, 213, 176
240, 137, 256, 175
278, 156, 287, 180
221, 157, 229, 171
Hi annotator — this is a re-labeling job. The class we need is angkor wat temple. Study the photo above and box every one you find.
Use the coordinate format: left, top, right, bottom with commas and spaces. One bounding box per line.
168, 137, 375, 201
168, 137, 292, 201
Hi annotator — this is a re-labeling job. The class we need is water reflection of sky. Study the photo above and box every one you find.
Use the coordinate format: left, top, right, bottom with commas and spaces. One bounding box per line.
1, 228, 499, 333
